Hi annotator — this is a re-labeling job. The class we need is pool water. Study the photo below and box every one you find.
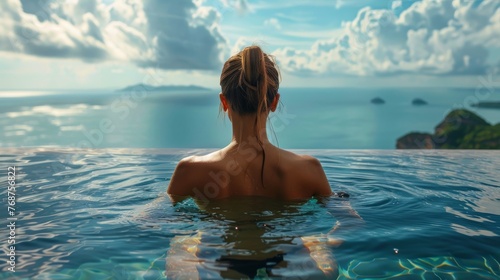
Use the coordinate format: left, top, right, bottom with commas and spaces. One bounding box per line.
0, 149, 499, 279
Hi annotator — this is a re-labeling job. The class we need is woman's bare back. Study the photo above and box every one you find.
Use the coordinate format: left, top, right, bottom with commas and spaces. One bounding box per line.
167, 143, 332, 201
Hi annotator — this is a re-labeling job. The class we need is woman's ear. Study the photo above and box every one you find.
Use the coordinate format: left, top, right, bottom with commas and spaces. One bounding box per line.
219, 93, 228, 112
270, 93, 280, 112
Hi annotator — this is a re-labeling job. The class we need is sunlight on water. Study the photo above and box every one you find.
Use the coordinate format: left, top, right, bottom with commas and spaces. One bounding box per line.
5, 104, 101, 118
0, 91, 57, 98
339, 256, 500, 279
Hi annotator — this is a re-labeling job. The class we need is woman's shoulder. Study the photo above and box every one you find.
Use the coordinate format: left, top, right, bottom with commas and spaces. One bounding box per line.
277, 149, 323, 167
177, 149, 223, 164
167, 153, 224, 198
275, 149, 331, 195
172, 150, 230, 181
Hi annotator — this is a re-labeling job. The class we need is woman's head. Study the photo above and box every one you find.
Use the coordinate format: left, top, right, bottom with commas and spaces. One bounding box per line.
219, 46, 280, 116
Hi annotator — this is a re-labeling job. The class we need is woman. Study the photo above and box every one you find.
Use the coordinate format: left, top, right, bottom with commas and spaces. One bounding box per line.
164, 46, 345, 279
167, 45, 332, 201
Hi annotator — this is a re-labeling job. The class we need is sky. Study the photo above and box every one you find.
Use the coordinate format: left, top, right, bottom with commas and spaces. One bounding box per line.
0, 0, 499, 90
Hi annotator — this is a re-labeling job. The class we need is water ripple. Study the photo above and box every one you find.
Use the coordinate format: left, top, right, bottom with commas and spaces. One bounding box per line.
0, 149, 498, 279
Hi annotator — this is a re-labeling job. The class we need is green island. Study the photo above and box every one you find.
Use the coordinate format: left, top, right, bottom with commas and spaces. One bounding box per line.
396, 109, 500, 149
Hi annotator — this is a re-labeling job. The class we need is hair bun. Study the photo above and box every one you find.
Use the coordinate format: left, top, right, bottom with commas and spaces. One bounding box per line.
241, 46, 266, 87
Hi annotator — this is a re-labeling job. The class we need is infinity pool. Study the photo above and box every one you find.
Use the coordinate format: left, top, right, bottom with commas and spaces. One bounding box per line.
0, 149, 499, 279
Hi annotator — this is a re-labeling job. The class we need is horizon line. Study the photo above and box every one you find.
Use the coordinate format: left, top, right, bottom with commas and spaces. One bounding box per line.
0, 85, 485, 92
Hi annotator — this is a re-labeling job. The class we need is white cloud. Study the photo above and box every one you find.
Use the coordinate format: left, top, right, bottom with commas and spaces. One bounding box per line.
230, 37, 253, 55
220, 0, 250, 14
273, 0, 500, 76
0, 0, 227, 70
264, 18, 281, 30
391, 0, 403, 10
228, 37, 281, 56
335, 0, 346, 9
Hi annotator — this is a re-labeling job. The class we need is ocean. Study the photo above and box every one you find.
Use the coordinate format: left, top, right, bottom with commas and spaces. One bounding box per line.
0, 87, 499, 149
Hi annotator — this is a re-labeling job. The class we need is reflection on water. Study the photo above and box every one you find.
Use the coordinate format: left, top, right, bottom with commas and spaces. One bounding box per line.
450, 223, 497, 237
0, 149, 498, 279
0, 91, 58, 98
5, 104, 100, 118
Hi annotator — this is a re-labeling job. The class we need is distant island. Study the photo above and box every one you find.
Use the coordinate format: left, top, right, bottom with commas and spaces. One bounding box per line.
117, 83, 211, 92
412, 98, 428, 106
471, 101, 500, 109
397, 109, 500, 149
371, 97, 385, 104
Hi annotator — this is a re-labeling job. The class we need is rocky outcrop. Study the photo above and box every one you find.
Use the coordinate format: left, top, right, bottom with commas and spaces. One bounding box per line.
412, 98, 428, 105
396, 133, 436, 149
371, 97, 385, 104
396, 109, 500, 149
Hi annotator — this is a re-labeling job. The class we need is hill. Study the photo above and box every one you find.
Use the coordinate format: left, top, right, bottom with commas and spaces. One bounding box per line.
396, 109, 500, 149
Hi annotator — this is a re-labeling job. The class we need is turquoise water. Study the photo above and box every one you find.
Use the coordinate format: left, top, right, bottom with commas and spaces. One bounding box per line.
0, 149, 499, 279
1, 88, 499, 149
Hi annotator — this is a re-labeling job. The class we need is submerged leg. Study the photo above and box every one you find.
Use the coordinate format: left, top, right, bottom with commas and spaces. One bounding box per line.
300, 234, 342, 277
165, 232, 202, 279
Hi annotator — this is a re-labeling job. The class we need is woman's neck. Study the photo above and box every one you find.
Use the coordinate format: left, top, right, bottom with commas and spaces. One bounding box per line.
229, 112, 270, 146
